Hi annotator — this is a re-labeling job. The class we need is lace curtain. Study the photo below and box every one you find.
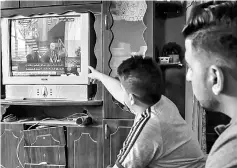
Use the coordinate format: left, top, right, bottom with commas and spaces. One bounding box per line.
111, 1, 147, 21
64, 17, 81, 58
192, 96, 207, 154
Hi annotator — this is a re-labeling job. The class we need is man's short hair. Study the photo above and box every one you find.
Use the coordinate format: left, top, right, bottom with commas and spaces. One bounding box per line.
182, 1, 237, 75
117, 55, 164, 106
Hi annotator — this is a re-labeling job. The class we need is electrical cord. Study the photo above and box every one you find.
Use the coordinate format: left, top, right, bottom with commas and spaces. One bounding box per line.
26, 112, 89, 130
26, 118, 55, 130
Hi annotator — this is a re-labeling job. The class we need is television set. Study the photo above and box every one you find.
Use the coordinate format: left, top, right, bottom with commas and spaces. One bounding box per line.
1, 12, 96, 100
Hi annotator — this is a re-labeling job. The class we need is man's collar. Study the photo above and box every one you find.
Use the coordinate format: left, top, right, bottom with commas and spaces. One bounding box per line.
214, 114, 237, 136
214, 119, 236, 135
214, 124, 231, 135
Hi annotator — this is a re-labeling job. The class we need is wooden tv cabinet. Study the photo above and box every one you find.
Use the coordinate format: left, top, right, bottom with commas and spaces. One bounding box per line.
0, 99, 134, 168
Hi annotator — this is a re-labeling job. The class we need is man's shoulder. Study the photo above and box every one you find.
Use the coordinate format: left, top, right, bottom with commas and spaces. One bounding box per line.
215, 122, 237, 146
206, 123, 237, 168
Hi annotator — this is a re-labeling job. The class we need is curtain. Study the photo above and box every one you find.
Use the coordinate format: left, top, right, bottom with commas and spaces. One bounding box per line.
64, 17, 81, 57
192, 96, 207, 154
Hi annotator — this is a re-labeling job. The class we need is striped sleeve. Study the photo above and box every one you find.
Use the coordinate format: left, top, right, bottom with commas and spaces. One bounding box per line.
115, 108, 159, 168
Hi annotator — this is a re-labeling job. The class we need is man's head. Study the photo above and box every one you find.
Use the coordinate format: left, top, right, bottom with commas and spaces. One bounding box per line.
117, 55, 164, 110
50, 43, 56, 50
182, 1, 237, 112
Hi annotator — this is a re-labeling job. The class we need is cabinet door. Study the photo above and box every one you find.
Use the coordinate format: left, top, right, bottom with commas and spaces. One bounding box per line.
67, 126, 103, 168
163, 66, 186, 119
0, 123, 24, 168
103, 119, 134, 168
23, 126, 66, 167
109, 1, 148, 76
103, 1, 152, 119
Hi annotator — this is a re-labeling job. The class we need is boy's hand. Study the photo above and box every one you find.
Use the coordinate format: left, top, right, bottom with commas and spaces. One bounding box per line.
88, 66, 102, 83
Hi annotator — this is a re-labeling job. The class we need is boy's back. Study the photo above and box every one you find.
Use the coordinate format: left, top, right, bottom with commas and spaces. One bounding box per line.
115, 95, 206, 168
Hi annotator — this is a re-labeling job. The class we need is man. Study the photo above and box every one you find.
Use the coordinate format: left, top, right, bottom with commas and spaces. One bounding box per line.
89, 56, 205, 168
26, 50, 40, 63
182, 1, 237, 168
41, 43, 58, 63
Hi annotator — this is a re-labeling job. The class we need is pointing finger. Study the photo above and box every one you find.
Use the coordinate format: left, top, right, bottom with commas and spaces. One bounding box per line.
88, 66, 94, 71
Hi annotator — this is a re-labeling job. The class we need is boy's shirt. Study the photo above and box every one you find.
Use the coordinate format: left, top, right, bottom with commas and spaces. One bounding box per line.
114, 95, 206, 168
205, 118, 237, 168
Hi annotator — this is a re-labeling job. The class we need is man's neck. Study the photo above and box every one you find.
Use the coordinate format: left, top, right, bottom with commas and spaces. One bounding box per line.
222, 78, 237, 120
222, 97, 237, 120
132, 104, 150, 115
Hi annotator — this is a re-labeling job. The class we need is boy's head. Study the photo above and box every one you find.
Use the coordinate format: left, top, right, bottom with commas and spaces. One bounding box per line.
117, 55, 164, 109
182, 1, 237, 112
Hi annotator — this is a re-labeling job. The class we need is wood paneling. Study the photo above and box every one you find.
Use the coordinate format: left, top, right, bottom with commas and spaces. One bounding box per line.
1, 99, 103, 106
23, 127, 66, 166
163, 66, 186, 119
24, 127, 66, 146
109, 1, 147, 76
0, 123, 24, 168
63, 1, 101, 6
24, 146, 66, 165
0, 24, 5, 99
20, 1, 62, 8
1, 3, 101, 18
1, 1, 19, 9
143, 1, 155, 58
25, 165, 65, 168
67, 126, 103, 168
103, 119, 133, 168
93, 13, 103, 101
102, 1, 135, 119
104, 95, 135, 119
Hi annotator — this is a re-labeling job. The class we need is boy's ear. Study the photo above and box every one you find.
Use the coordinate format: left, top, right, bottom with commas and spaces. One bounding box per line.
129, 93, 135, 105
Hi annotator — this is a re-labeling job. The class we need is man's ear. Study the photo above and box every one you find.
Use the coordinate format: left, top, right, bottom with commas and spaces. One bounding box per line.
209, 65, 224, 95
129, 93, 135, 105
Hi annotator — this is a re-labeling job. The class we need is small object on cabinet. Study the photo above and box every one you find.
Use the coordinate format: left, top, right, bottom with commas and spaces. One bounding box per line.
76, 115, 93, 126
159, 57, 171, 64
161, 42, 182, 64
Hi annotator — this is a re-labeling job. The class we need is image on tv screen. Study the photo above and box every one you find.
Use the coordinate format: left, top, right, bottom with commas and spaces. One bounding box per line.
10, 15, 82, 77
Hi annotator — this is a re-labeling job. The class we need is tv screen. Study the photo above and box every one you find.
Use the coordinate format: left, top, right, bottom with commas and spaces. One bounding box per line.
10, 15, 84, 77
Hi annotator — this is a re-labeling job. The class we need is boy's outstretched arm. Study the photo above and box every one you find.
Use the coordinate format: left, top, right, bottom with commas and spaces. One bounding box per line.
88, 66, 125, 105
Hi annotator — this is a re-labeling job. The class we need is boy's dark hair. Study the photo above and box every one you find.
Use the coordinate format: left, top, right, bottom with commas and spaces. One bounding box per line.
117, 55, 164, 106
182, 1, 237, 78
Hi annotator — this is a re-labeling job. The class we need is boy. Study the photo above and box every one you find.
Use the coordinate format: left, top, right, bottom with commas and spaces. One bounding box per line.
89, 56, 205, 168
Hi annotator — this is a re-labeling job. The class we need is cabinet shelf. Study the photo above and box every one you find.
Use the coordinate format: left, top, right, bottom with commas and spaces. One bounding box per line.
0, 99, 103, 106
160, 63, 183, 68
155, 1, 184, 19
